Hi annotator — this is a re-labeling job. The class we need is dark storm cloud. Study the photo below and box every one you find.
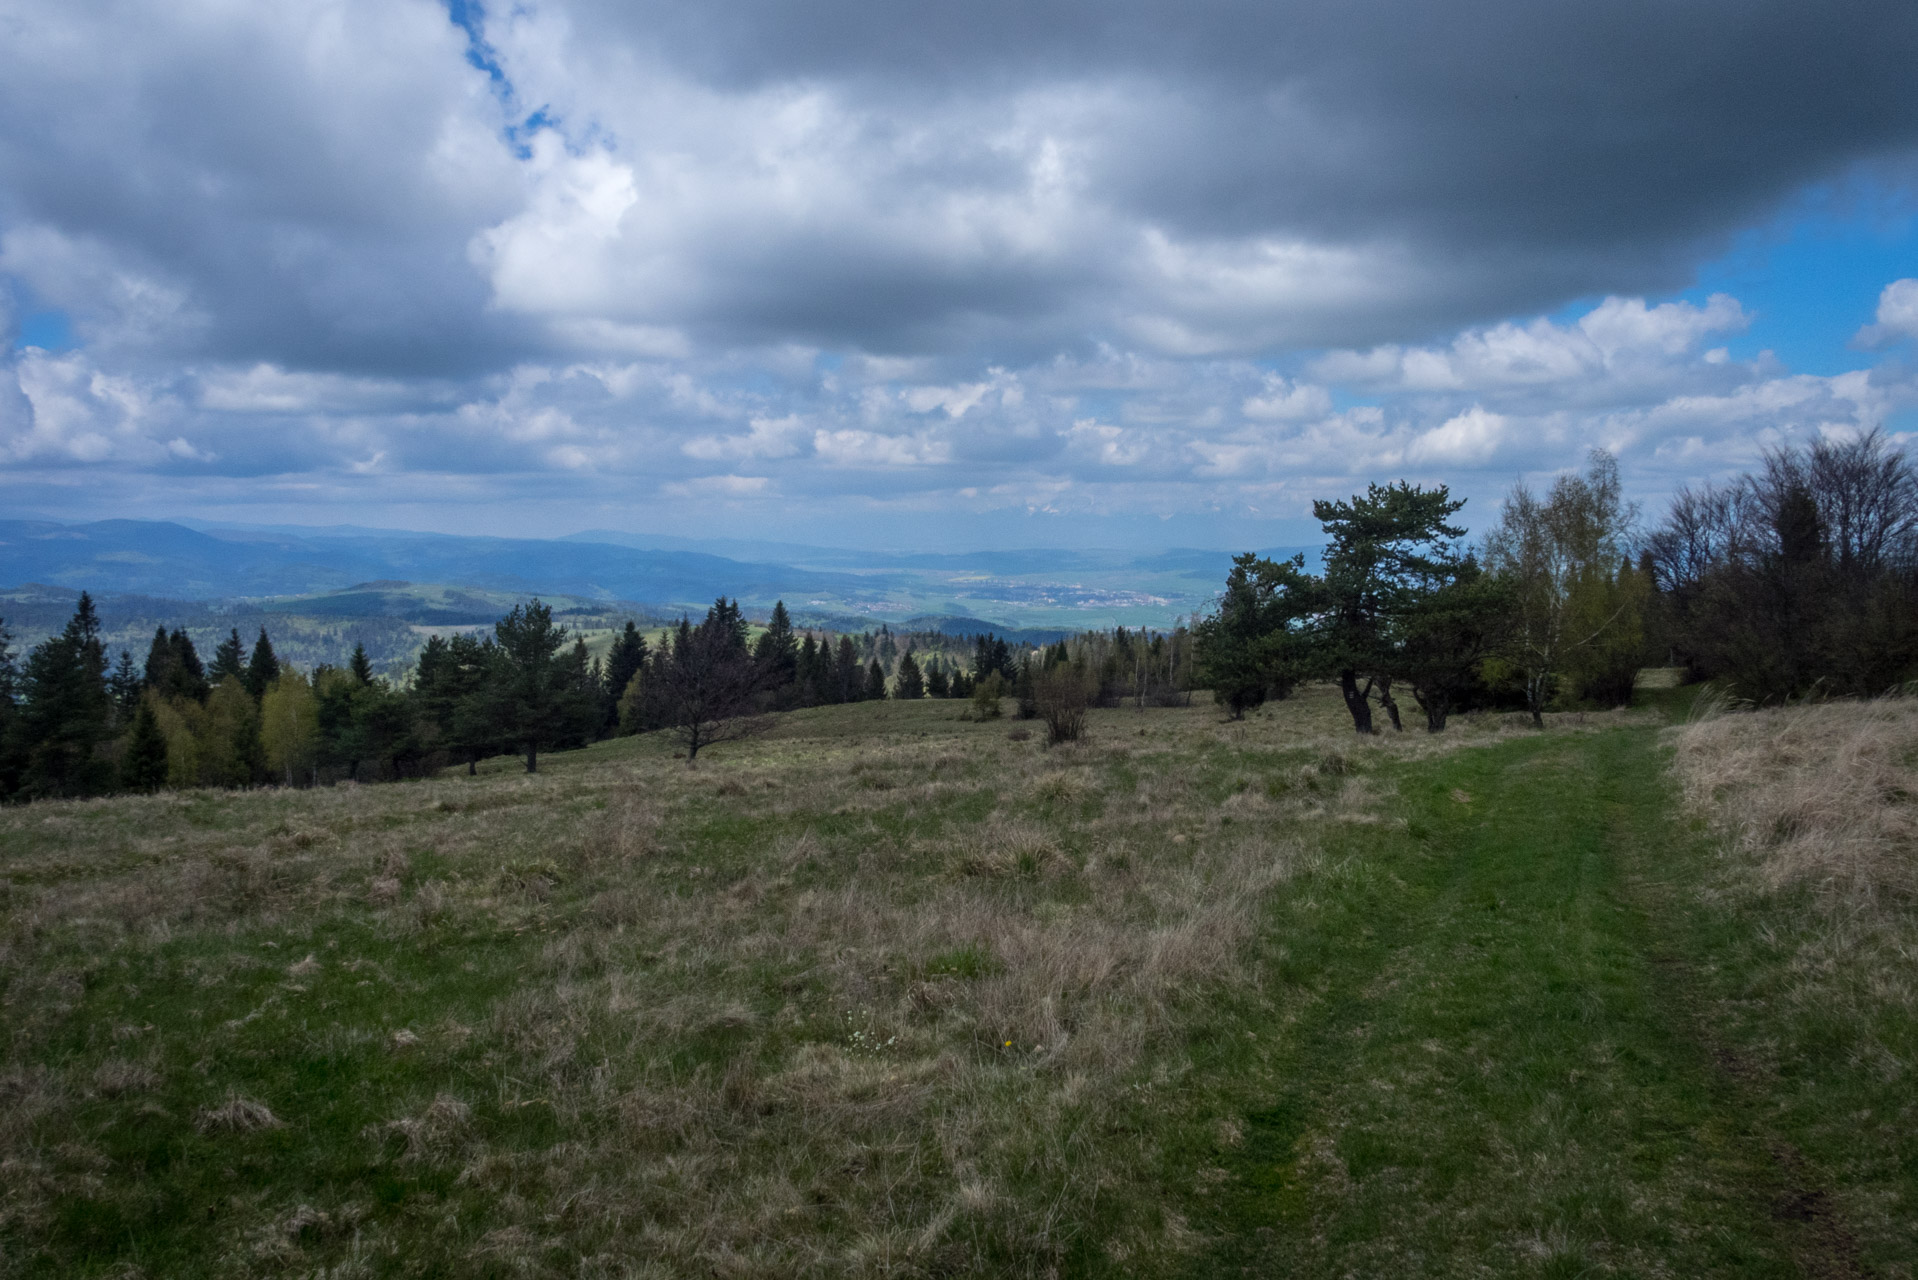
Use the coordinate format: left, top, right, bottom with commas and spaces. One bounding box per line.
5, 0, 1914, 372
577, 0, 1918, 253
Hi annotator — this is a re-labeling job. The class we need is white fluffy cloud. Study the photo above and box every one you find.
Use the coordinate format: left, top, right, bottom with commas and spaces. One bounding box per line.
1, 1, 1915, 542
1858, 278, 1918, 346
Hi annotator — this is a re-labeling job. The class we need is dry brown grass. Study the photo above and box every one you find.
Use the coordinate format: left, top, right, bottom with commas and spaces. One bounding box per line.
1674, 695, 1918, 903
0, 685, 1589, 1276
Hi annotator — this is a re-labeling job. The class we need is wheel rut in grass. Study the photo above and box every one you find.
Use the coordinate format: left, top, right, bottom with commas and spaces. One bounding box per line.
1190, 725, 1863, 1278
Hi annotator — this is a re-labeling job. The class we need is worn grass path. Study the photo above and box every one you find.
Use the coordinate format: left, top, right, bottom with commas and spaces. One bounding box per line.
1181, 725, 1860, 1278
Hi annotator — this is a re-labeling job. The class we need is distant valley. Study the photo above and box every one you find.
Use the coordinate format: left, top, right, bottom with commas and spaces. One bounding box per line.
0, 519, 1293, 671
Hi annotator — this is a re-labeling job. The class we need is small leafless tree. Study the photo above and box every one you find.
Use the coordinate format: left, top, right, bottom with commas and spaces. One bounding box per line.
1645, 428, 1918, 700
1035, 666, 1091, 745
645, 616, 769, 762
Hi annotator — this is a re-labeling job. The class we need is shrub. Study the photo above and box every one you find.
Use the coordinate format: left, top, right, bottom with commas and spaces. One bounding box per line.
970, 671, 1005, 719
1036, 667, 1091, 745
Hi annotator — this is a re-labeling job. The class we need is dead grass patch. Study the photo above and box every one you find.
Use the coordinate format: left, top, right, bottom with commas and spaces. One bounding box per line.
1674, 696, 1918, 904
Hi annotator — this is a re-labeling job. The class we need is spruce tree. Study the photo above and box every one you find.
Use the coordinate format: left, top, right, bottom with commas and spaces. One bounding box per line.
834, 637, 860, 703
754, 601, 799, 695
150, 628, 209, 702
558, 637, 602, 747
865, 659, 888, 701
313, 665, 367, 781
18, 592, 113, 797
794, 635, 822, 708
604, 621, 650, 728
895, 650, 924, 699
108, 649, 142, 728
120, 697, 170, 792
142, 626, 171, 691
349, 643, 375, 685
245, 628, 280, 700
926, 657, 949, 698
210, 628, 247, 686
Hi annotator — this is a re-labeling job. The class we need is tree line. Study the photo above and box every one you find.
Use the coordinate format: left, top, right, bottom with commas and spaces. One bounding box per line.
0, 598, 616, 800
1194, 429, 1918, 734
0, 586, 1178, 796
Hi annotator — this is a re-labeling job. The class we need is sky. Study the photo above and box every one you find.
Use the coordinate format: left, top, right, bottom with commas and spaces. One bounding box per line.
1, 0, 1916, 552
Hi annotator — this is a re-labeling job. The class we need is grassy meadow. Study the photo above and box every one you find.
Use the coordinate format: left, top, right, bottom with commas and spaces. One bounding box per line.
3, 689, 1915, 1277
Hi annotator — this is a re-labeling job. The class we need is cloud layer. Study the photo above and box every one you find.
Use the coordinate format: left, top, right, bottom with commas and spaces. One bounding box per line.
1, 0, 1915, 543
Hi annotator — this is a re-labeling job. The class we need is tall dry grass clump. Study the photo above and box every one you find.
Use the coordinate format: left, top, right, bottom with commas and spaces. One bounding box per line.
1673, 694, 1918, 904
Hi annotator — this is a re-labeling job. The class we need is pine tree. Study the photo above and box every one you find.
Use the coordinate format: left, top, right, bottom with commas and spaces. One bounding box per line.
834, 637, 861, 703
352, 678, 418, 781
604, 621, 650, 730
754, 601, 799, 696
141, 626, 171, 692
492, 600, 573, 773
210, 628, 247, 686
314, 665, 367, 780
18, 592, 113, 797
926, 657, 950, 698
349, 643, 375, 685
425, 634, 506, 773
148, 628, 209, 702
865, 659, 888, 701
794, 635, 822, 708
108, 649, 142, 728
972, 634, 1013, 684
245, 628, 280, 700
556, 637, 602, 748
895, 650, 924, 699
120, 697, 170, 792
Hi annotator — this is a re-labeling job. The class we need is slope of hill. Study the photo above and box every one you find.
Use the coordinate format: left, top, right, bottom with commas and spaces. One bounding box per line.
5, 691, 1913, 1274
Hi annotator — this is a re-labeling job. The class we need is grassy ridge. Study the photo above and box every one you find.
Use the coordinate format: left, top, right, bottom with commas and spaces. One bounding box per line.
3, 694, 1914, 1276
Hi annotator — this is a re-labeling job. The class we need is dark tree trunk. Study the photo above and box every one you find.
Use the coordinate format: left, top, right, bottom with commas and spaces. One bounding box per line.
1376, 677, 1404, 732
1425, 703, 1448, 733
1339, 669, 1374, 735
524, 745, 538, 773
467, 755, 477, 777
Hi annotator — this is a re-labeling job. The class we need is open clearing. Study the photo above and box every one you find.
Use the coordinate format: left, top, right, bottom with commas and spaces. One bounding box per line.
3, 690, 1914, 1277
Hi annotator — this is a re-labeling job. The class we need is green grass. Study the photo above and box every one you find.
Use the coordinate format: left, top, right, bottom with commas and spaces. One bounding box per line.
2, 692, 1913, 1276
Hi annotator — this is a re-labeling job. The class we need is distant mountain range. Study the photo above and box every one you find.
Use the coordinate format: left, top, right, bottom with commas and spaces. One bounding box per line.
0, 518, 1309, 634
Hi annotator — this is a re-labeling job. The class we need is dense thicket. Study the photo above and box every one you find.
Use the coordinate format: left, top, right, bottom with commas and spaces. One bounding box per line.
1645, 429, 1918, 702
